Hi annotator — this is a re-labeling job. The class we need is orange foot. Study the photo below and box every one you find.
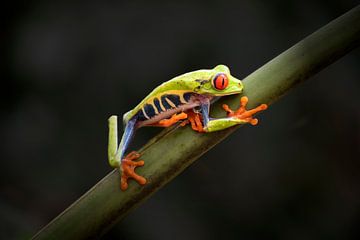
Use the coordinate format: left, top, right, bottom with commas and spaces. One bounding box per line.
180, 110, 205, 132
120, 151, 146, 191
222, 96, 268, 125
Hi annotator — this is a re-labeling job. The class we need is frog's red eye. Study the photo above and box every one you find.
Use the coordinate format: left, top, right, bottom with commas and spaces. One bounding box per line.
212, 73, 229, 90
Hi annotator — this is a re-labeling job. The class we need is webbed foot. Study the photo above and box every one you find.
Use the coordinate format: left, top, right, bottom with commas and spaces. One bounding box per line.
120, 151, 146, 191
222, 96, 268, 125
180, 110, 205, 132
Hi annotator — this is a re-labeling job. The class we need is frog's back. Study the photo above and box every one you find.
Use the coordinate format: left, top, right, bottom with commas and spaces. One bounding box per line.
123, 69, 211, 124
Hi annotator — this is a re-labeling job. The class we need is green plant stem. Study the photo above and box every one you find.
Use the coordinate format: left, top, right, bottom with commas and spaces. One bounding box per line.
32, 5, 360, 240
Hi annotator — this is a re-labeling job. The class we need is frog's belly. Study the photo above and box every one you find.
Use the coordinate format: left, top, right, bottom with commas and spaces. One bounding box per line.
136, 102, 200, 127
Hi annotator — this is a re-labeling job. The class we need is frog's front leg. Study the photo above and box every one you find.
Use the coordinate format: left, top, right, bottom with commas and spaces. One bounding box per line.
108, 116, 146, 190
201, 96, 268, 132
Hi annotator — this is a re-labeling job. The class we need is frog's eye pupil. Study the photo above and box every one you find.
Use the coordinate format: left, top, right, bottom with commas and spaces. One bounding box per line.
212, 73, 229, 90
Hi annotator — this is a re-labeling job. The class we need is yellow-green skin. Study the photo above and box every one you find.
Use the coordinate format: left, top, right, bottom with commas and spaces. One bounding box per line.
109, 64, 248, 168
123, 65, 243, 124
108, 64, 269, 192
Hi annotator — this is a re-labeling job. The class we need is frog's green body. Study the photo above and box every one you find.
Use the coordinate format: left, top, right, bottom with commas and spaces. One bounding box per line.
108, 65, 268, 190
123, 65, 242, 124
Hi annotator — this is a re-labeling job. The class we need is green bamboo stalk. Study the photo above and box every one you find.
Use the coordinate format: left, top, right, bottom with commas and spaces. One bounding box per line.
32, 5, 360, 239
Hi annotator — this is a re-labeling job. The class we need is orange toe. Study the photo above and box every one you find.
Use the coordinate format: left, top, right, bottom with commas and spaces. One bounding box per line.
186, 110, 205, 132
224, 96, 267, 125
120, 151, 147, 191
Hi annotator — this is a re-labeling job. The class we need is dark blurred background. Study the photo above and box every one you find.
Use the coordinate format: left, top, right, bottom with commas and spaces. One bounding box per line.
1, 1, 359, 239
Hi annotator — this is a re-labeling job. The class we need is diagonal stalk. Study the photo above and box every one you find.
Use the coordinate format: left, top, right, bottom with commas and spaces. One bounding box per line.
32, 5, 360, 240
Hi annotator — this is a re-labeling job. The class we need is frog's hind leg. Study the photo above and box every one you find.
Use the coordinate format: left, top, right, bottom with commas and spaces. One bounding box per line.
108, 116, 146, 191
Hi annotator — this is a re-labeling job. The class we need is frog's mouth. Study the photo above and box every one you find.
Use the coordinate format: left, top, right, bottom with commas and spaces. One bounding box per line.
212, 87, 243, 96
212, 91, 242, 96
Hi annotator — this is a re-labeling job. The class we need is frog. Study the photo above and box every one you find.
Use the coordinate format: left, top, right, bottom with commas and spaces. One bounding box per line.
108, 65, 268, 190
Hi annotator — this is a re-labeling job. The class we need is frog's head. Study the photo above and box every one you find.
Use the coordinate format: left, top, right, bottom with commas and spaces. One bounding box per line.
195, 65, 243, 96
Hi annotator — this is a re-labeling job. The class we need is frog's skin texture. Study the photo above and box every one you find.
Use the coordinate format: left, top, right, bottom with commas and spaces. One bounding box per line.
108, 65, 268, 190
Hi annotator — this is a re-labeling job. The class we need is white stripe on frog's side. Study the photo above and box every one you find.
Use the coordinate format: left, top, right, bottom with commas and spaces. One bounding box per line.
143, 90, 191, 107
152, 101, 159, 114
179, 93, 187, 104
158, 98, 166, 111
153, 98, 165, 113
165, 97, 176, 108
141, 108, 150, 119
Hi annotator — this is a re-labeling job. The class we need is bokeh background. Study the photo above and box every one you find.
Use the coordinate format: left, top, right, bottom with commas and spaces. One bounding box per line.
1, 1, 359, 239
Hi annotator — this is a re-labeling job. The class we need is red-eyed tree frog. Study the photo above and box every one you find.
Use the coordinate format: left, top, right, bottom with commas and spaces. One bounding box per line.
108, 65, 267, 190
